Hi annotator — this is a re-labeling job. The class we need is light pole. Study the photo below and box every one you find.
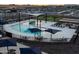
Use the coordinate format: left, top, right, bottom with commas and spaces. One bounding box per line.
37, 16, 38, 27
18, 12, 22, 39
45, 13, 47, 22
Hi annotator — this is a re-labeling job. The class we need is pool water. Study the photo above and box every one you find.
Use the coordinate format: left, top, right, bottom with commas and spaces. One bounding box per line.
11, 24, 41, 36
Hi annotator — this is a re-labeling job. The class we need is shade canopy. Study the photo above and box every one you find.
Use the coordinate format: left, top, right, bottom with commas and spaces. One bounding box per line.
45, 28, 60, 34
28, 28, 41, 33
20, 48, 41, 54
0, 39, 17, 47
26, 13, 44, 16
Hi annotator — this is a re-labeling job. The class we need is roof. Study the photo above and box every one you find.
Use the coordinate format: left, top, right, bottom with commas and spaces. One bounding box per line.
0, 39, 17, 47
59, 18, 79, 24
20, 48, 41, 54
25, 13, 44, 16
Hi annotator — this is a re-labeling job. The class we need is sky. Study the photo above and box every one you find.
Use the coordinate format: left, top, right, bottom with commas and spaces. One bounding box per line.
0, 0, 79, 5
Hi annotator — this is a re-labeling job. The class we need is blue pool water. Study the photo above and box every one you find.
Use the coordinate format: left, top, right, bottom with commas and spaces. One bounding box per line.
11, 24, 41, 36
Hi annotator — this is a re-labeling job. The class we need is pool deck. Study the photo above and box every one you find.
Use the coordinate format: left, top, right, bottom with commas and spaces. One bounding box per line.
3, 19, 76, 42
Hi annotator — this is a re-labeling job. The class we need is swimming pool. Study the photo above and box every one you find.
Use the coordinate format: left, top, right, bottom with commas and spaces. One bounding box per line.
11, 23, 41, 37
3, 19, 76, 42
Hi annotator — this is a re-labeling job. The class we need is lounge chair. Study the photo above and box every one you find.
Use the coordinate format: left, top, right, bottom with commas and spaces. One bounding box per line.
7, 49, 16, 54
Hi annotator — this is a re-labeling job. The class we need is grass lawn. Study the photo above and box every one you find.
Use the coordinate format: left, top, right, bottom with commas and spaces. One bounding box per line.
38, 15, 62, 22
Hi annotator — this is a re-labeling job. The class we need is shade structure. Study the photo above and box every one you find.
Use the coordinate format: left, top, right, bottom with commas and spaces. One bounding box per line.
0, 39, 17, 47
26, 13, 44, 17
28, 28, 41, 33
45, 28, 60, 34
20, 47, 41, 54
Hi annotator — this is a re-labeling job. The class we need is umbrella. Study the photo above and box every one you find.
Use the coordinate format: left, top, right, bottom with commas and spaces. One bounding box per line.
45, 28, 60, 40
45, 28, 60, 34
28, 28, 41, 33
